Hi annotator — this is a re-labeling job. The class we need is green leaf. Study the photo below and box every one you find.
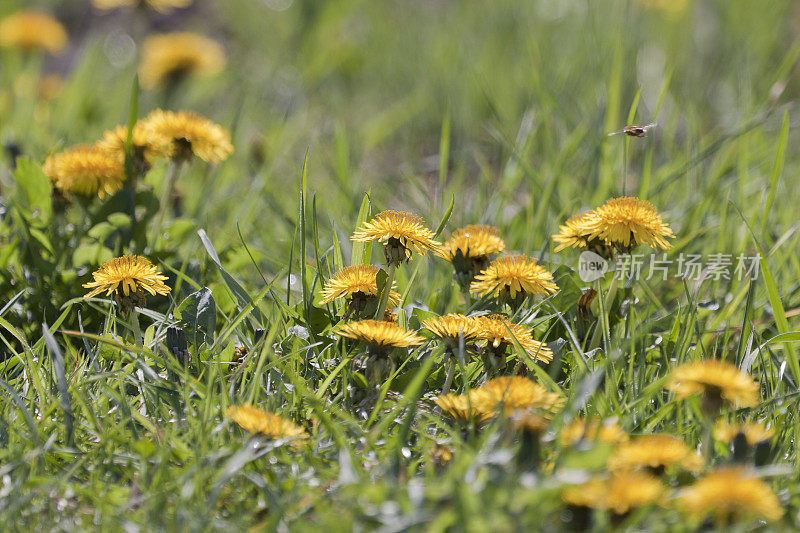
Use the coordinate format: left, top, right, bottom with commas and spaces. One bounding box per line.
13, 158, 52, 224
351, 193, 372, 266
179, 287, 217, 347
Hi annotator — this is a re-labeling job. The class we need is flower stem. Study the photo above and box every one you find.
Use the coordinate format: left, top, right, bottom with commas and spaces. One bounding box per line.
594, 278, 612, 356
130, 310, 144, 349
151, 160, 183, 245
442, 355, 456, 396
375, 263, 396, 320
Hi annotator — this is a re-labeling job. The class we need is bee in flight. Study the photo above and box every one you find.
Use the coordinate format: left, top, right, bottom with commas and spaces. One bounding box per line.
608, 123, 657, 137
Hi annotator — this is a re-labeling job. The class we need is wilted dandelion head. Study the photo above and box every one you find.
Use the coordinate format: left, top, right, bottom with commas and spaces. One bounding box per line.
562, 472, 662, 515
335, 319, 424, 349
608, 434, 702, 473
139, 32, 225, 89
476, 376, 563, 417
678, 467, 783, 523
585, 197, 674, 252
140, 109, 233, 163
552, 211, 599, 252
439, 225, 505, 262
351, 210, 440, 266
319, 265, 400, 308
474, 315, 554, 363
97, 124, 171, 174
714, 420, 774, 446
666, 359, 759, 411
225, 405, 308, 441
92, 0, 192, 13
43, 144, 126, 197
560, 417, 629, 446
470, 254, 558, 309
0, 11, 67, 54
421, 314, 482, 343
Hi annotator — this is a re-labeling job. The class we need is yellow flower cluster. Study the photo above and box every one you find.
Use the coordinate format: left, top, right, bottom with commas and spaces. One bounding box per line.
225, 405, 308, 441
44, 109, 233, 197
139, 32, 226, 89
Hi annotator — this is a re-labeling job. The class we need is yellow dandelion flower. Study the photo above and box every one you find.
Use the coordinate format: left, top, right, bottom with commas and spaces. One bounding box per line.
97, 124, 171, 171
470, 254, 558, 303
584, 197, 674, 251
429, 443, 454, 466
351, 210, 440, 265
608, 434, 702, 473
678, 467, 783, 523
83, 255, 171, 298
421, 314, 483, 343
0, 11, 67, 54
140, 109, 233, 163
474, 315, 553, 363
434, 392, 488, 422
335, 319, 424, 348
666, 359, 760, 410
439, 225, 505, 262
319, 265, 400, 306
225, 405, 308, 440
552, 211, 600, 252
562, 472, 662, 515
714, 420, 774, 446
139, 32, 225, 89
475, 376, 564, 417
92, 0, 192, 14
560, 417, 629, 446
43, 144, 126, 197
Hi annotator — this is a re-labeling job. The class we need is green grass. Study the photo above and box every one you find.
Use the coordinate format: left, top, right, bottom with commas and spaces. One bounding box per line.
2, 0, 800, 530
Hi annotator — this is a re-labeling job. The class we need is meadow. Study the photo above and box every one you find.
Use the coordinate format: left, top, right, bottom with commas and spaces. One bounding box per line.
1, 0, 800, 530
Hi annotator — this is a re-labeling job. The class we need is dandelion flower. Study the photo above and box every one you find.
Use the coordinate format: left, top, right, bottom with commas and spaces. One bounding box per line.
335, 319, 424, 349
421, 314, 483, 343
440, 225, 505, 261
474, 315, 553, 365
439, 225, 505, 288
0, 11, 67, 54
475, 376, 564, 417
429, 443, 454, 466
225, 405, 308, 441
351, 210, 440, 266
92, 0, 192, 13
714, 420, 774, 446
560, 417, 629, 446
83, 255, 171, 314
552, 211, 600, 252
608, 434, 702, 473
584, 197, 674, 252
666, 359, 760, 412
83, 255, 171, 298
435, 393, 486, 422
140, 109, 233, 163
470, 254, 558, 310
43, 144, 126, 197
139, 32, 225, 89
319, 265, 400, 319
97, 124, 172, 175
678, 467, 783, 523
562, 472, 662, 515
